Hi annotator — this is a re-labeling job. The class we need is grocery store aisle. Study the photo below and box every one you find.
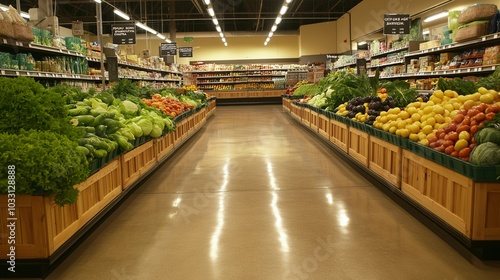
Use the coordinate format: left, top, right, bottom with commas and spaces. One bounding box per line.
46, 105, 500, 280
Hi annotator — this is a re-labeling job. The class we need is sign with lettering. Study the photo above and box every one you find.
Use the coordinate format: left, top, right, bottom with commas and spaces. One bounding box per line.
160, 43, 177, 56
112, 24, 136, 45
179, 47, 193, 57
383, 14, 410, 35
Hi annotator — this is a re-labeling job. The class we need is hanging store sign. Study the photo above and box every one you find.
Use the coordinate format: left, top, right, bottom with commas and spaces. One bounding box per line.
179, 47, 193, 57
112, 24, 136, 45
383, 14, 410, 35
160, 43, 177, 56
72, 21, 84, 36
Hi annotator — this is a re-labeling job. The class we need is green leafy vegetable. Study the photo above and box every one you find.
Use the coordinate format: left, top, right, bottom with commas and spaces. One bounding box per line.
477, 66, 500, 91
0, 130, 89, 206
437, 77, 478, 95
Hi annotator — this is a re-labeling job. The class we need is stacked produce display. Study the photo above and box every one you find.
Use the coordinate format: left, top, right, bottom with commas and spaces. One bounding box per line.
0, 77, 209, 206
287, 67, 500, 166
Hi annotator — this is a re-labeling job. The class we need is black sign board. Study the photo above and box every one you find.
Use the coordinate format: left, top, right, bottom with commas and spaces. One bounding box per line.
160, 43, 177, 56
326, 54, 338, 59
179, 47, 193, 57
383, 14, 410, 35
112, 24, 136, 45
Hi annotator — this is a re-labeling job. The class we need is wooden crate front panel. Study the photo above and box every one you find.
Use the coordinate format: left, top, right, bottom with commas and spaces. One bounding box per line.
329, 119, 348, 153
0, 196, 49, 258
155, 133, 174, 161
473, 183, 500, 240
282, 98, 291, 112
290, 104, 301, 120
401, 150, 473, 237
46, 159, 122, 254
122, 141, 157, 189
310, 111, 319, 133
369, 137, 401, 188
348, 128, 369, 166
174, 119, 187, 145
318, 114, 330, 139
302, 108, 311, 126
186, 115, 195, 135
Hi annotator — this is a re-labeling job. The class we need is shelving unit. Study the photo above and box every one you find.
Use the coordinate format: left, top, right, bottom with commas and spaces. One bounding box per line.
187, 65, 303, 105
0, 37, 183, 88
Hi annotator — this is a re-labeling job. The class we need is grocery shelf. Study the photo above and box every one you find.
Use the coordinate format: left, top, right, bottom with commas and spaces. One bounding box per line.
405, 32, 500, 58
367, 60, 404, 69
0, 69, 103, 80
117, 61, 181, 75
370, 46, 409, 59
370, 64, 499, 79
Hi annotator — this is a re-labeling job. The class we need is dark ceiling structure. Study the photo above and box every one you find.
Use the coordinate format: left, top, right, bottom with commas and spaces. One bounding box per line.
3, 0, 362, 36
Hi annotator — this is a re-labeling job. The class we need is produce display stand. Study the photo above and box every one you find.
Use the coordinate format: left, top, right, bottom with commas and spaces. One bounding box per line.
0, 100, 216, 278
283, 97, 500, 261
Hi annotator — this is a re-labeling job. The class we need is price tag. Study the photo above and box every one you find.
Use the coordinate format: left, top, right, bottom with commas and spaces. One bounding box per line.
15, 41, 22, 47
474, 68, 478, 72
482, 37, 487, 41
467, 68, 471, 72
76, 75, 80, 79
26, 72, 30, 76
1, 70, 5, 75
62, 74, 67, 78
494, 34, 498, 39
2, 39, 6, 44
15, 71, 19, 76
492, 66, 496, 71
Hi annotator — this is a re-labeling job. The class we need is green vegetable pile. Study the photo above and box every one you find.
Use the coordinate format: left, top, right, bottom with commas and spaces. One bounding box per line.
0, 77, 89, 205
0, 77, 207, 206
293, 83, 320, 96
437, 78, 478, 95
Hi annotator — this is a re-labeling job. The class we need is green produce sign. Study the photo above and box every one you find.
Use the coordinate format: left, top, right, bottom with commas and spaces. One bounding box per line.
183, 37, 194, 43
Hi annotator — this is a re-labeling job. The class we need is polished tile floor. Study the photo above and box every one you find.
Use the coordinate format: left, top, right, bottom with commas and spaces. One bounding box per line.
46, 105, 500, 280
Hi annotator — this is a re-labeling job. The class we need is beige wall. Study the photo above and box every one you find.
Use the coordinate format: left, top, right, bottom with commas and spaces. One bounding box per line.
129, 33, 298, 64
299, 21, 337, 55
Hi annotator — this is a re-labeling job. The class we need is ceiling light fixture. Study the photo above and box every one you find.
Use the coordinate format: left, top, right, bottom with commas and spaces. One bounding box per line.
424, 11, 448, 22
358, 41, 367, 45
422, 30, 430, 35
157, 33, 166, 40
279, 5, 288, 15
216, 25, 222, 32
219, 32, 224, 38
94, 0, 102, 3
135, 22, 157, 34
165, 39, 172, 43
275, 16, 282, 24
208, 7, 215, 17
204, 0, 211, 5
271, 25, 278, 32
286, 0, 293, 3
212, 18, 218, 25
113, 8, 130, 20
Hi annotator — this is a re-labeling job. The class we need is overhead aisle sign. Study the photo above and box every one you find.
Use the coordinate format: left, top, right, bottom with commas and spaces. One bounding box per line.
383, 14, 410, 35
112, 24, 136, 45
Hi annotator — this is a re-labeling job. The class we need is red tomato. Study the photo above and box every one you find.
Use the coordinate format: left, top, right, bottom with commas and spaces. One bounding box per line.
456, 125, 470, 134
467, 109, 480, 117
453, 113, 465, 124
470, 125, 479, 135
459, 147, 471, 158
461, 115, 471, 126
485, 104, 500, 113
450, 151, 459, 158
435, 145, 446, 152
445, 145, 455, 155
485, 112, 496, 121
473, 112, 486, 122
445, 132, 459, 142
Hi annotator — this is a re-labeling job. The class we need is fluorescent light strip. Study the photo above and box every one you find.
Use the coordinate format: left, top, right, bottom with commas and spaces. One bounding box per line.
358, 41, 367, 45
275, 16, 282, 24
208, 7, 215, 17
135, 22, 157, 34
204, 0, 211, 5
113, 8, 130, 20
216, 25, 222, 32
94, 0, 102, 3
424, 11, 448, 22
279, 5, 288, 15
157, 33, 166, 40
212, 18, 218, 25
20, 11, 30, 19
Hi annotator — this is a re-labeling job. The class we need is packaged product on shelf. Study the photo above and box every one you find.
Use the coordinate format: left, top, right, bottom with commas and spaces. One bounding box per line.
483, 45, 500, 66
458, 4, 497, 24
455, 20, 490, 42
52, 36, 67, 49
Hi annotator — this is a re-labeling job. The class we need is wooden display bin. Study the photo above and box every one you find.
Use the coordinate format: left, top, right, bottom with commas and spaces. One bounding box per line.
121, 141, 157, 189
348, 127, 370, 166
310, 111, 319, 133
369, 137, 401, 188
290, 103, 301, 121
186, 114, 195, 135
173, 119, 187, 146
282, 98, 291, 112
154, 133, 174, 161
318, 114, 330, 139
302, 108, 311, 126
472, 183, 500, 240
329, 119, 349, 153
401, 150, 473, 236
0, 159, 122, 259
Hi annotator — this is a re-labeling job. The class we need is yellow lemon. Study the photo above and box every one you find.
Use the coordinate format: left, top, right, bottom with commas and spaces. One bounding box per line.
421, 125, 433, 135
409, 133, 420, 141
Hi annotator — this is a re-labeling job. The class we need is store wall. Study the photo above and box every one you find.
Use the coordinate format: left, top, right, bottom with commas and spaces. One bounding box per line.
130, 34, 299, 64
336, 13, 351, 54
299, 21, 337, 56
